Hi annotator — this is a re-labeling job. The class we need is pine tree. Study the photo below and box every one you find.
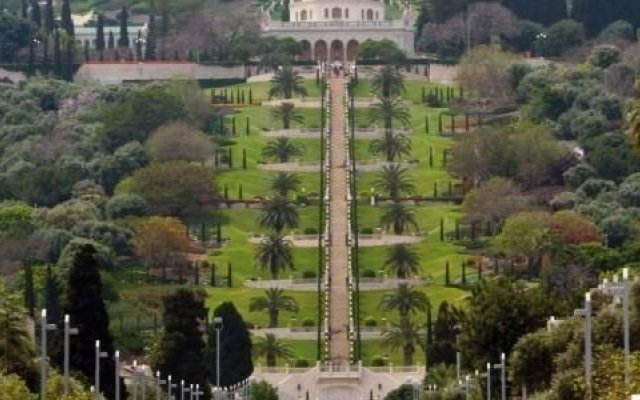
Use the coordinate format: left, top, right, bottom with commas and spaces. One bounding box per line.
107, 30, 115, 49
30, 0, 41, 28
118, 5, 129, 47
210, 302, 253, 387
145, 11, 157, 60
50, 244, 124, 400
153, 289, 211, 399
44, 0, 54, 35
95, 14, 105, 51
44, 265, 61, 325
60, 0, 74, 37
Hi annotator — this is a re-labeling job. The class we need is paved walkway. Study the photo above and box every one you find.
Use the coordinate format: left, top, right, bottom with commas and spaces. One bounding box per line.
328, 76, 350, 366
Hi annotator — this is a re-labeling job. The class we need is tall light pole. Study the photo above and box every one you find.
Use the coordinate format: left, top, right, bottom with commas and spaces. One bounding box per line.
193, 383, 204, 400
63, 314, 78, 397
167, 374, 177, 399
181, 379, 191, 400
156, 371, 166, 400
94, 340, 108, 399
40, 309, 57, 400
493, 352, 506, 400
486, 362, 491, 400
600, 269, 631, 385
114, 351, 120, 400
213, 317, 224, 388
574, 292, 592, 396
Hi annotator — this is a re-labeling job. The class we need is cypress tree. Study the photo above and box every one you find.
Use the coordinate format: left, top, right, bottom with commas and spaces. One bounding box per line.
24, 263, 36, 318
227, 263, 232, 288
83, 40, 89, 61
461, 262, 467, 285
64, 38, 74, 81
281, 0, 290, 22
44, 0, 53, 34
30, 0, 41, 28
445, 261, 450, 286
425, 306, 433, 368
439, 217, 444, 241
210, 263, 216, 287
21, 0, 28, 19
107, 30, 115, 49
95, 14, 105, 51
210, 302, 253, 387
118, 6, 129, 47
145, 11, 157, 60
160, 0, 169, 36
51, 244, 124, 400
60, 0, 74, 37
153, 289, 211, 398
53, 28, 62, 77
44, 265, 61, 324
42, 36, 49, 72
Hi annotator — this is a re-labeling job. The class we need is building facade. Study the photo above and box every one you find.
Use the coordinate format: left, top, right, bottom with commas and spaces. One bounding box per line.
260, 0, 414, 61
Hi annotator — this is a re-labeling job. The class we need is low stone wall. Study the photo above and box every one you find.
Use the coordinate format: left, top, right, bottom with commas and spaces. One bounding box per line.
74, 62, 246, 84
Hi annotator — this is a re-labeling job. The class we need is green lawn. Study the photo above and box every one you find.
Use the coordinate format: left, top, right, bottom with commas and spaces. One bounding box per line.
212, 80, 323, 105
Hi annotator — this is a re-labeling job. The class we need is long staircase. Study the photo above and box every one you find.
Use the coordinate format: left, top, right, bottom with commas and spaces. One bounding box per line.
327, 76, 351, 366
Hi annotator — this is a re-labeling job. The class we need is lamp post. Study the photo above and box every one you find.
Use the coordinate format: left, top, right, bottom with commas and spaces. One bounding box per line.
486, 362, 491, 400
492, 353, 506, 400
167, 375, 177, 400
114, 351, 120, 400
181, 379, 191, 400
193, 383, 204, 400
40, 309, 57, 400
156, 371, 166, 400
574, 292, 592, 396
213, 317, 224, 388
599, 269, 631, 385
94, 340, 108, 398
63, 314, 79, 397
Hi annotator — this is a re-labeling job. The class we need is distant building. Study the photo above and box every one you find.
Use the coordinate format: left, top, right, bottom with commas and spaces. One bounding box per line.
72, 11, 147, 49
260, 0, 414, 62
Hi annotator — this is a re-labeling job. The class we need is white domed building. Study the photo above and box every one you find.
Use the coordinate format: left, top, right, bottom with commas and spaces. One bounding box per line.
260, 0, 415, 61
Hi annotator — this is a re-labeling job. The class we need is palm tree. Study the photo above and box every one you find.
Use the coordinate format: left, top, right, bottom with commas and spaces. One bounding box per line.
258, 196, 299, 233
369, 95, 411, 131
371, 65, 406, 98
369, 131, 412, 162
270, 172, 301, 197
379, 283, 429, 319
383, 245, 421, 279
249, 288, 299, 328
380, 203, 419, 235
253, 333, 295, 367
262, 137, 305, 163
268, 65, 307, 99
374, 164, 415, 201
255, 233, 294, 279
271, 102, 304, 129
382, 317, 422, 366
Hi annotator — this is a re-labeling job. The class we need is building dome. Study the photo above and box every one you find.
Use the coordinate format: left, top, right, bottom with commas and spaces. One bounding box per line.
290, 0, 385, 22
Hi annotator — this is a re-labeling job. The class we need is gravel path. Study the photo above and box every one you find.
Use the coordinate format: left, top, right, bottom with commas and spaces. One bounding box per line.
328, 76, 351, 366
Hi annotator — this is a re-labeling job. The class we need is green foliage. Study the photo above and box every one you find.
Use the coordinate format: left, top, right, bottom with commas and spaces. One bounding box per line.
249, 288, 299, 328
258, 196, 300, 234
0, 374, 35, 399
105, 194, 148, 219
543, 20, 585, 56
97, 86, 185, 151
211, 302, 253, 386
249, 381, 278, 400
370, 65, 406, 98
358, 39, 406, 62
458, 278, 555, 370
153, 289, 211, 398
129, 161, 215, 219
0, 13, 30, 62
51, 244, 122, 400
380, 203, 418, 235
268, 66, 307, 100
374, 164, 415, 200
262, 137, 305, 163
588, 45, 622, 69
253, 333, 294, 367
255, 233, 294, 279
383, 384, 415, 400
270, 172, 301, 197
382, 245, 421, 279
379, 283, 430, 319
0, 201, 34, 236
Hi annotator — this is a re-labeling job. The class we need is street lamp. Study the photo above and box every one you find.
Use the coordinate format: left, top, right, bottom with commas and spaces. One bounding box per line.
40, 309, 57, 400
193, 383, 204, 400
181, 379, 190, 400
574, 292, 592, 395
94, 340, 108, 398
156, 371, 166, 400
486, 362, 491, 400
213, 317, 224, 388
599, 269, 631, 385
492, 353, 506, 400
167, 375, 177, 400
114, 351, 120, 400
63, 314, 79, 397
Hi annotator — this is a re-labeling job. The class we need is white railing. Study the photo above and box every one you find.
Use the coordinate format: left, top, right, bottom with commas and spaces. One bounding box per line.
344, 79, 357, 364
322, 81, 332, 362
264, 20, 411, 30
